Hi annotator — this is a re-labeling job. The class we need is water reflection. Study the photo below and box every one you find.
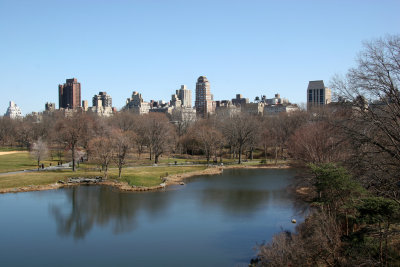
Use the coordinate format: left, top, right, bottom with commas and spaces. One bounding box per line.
1, 169, 306, 267
50, 186, 169, 239
50, 169, 302, 240
199, 189, 270, 216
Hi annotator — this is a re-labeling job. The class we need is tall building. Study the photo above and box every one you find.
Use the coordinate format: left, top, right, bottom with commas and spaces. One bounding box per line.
92, 92, 112, 108
307, 80, 331, 109
195, 76, 215, 117
82, 100, 89, 111
170, 94, 182, 107
45, 102, 55, 112
58, 78, 81, 109
176, 85, 192, 108
4, 101, 23, 119
232, 94, 249, 106
124, 91, 150, 115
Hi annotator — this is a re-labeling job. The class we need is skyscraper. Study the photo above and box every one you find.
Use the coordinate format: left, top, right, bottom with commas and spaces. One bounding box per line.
195, 76, 214, 117
176, 85, 192, 108
92, 92, 112, 108
124, 91, 150, 114
4, 101, 22, 119
89, 92, 113, 117
307, 80, 331, 109
58, 78, 81, 109
45, 102, 55, 112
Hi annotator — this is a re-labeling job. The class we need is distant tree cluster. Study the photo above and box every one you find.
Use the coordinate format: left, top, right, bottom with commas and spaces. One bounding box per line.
0, 101, 312, 172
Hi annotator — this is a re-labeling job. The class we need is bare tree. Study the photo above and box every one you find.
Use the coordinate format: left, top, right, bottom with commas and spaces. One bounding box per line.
142, 113, 174, 164
331, 35, 400, 201
222, 114, 259, 164
15, 120, 34, 149
79, 114, 98, 162
55, 112, 88, 171
0, 117, 16, 146
110, 111, 137, 132
30, 138, 49, 169
257, 211, 342, 266
112, 129, 135, 178
90, 136, 113, 179
288, 121, 349, 164
194, 119, 223, 164
178, 129, 200, 156
134, 115, 150, 160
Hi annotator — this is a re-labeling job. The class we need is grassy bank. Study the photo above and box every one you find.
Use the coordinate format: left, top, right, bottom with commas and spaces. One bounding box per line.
0, 165, 207, 190
0, 149, 288, 191
120, 166, 207, 186
0, 151, 59, 173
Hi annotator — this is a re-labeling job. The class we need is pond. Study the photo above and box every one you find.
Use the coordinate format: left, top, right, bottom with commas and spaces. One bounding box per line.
0, 168, 305, 267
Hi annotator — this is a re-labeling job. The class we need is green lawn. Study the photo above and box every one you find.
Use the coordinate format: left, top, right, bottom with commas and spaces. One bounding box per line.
0, 165, 207, 190
0, 152, 60, 173
0, 148, 287, 190
0, 169, 69, 189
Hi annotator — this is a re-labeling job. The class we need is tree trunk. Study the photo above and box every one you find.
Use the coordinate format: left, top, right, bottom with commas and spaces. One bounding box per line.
379, 222, 383, 264
238, 145, 242, 164
149, 146, 152, 161
384, 222, 390, 266
72, 144, 76, 171
264, 144, 267, 159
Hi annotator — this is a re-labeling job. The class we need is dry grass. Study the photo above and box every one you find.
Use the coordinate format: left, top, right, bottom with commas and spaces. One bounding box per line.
120, 166, 207, 186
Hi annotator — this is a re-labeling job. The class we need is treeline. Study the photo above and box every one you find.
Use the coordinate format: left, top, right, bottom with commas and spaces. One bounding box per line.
255, 35, 400, 266
0, 105, 311, 172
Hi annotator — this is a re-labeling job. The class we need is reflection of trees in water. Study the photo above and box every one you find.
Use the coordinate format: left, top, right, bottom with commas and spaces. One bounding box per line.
50, 186, 169, 239
199, 189, 271, 216
199, 187, 307, 217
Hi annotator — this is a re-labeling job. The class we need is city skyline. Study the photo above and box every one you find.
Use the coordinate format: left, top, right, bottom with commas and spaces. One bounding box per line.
1, 0, 399, 114
3, 75, 306, 116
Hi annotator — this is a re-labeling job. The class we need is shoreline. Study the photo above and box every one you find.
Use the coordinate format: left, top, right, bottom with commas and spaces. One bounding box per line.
0, 164, 291, 194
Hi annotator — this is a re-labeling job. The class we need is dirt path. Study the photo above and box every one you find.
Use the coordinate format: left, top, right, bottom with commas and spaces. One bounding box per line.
0, 151, 21, 156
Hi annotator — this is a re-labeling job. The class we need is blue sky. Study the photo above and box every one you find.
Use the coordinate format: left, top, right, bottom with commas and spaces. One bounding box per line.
1, 0, 399, 114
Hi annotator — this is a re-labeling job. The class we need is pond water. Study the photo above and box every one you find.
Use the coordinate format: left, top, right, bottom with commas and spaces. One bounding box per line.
0, 168, 305, 267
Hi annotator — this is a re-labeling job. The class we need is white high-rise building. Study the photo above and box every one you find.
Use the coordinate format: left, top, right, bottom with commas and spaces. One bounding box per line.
176, 85, 192, 108
4, 101, 23, 119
